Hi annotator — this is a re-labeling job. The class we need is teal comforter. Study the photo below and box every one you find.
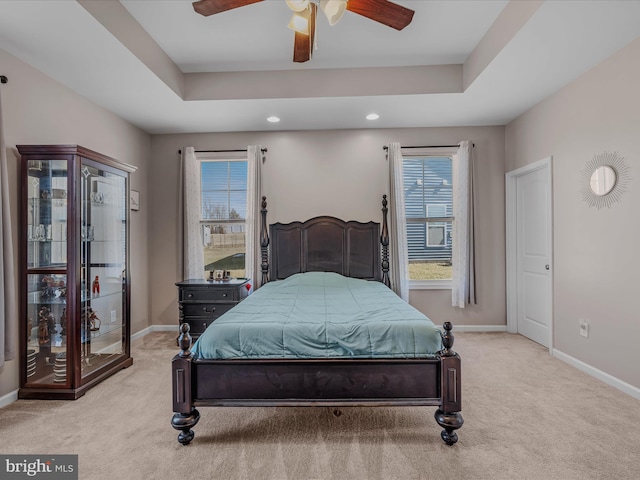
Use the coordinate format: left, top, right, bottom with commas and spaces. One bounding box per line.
191, 272, 443, 359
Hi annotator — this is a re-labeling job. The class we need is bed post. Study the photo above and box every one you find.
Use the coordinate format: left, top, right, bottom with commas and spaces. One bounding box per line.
260, 196, 269, 285
435, 322, 464, 445
171, 323, 200, 445
380, 195, 390, 287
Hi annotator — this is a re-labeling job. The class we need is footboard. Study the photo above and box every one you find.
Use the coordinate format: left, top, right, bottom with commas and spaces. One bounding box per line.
193, 358, 442, 406
171, 322, 463, 445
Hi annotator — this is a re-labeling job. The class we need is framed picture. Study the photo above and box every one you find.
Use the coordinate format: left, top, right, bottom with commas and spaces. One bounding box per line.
130, 190, 140, 211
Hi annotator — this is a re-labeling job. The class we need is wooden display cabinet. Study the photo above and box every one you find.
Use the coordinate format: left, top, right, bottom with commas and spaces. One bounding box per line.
17, 145, 136, 399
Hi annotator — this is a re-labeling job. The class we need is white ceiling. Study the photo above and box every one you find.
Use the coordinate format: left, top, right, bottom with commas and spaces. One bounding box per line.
1, 0, 640, 134
121, 0, 507, 72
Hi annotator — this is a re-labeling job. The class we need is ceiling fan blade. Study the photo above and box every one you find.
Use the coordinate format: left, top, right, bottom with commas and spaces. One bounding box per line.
192, 0, 263, 17
346, 0, 414, 30
293, 3, 317, 63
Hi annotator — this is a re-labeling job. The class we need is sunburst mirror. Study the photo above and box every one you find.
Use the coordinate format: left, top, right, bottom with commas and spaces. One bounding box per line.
580, 151, 630, 209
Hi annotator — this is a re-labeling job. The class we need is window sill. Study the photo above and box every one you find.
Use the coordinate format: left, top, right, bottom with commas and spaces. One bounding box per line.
409, 279, 452, 290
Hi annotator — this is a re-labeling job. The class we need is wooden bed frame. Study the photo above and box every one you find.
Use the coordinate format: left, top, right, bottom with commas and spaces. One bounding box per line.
171, 195, 463, 445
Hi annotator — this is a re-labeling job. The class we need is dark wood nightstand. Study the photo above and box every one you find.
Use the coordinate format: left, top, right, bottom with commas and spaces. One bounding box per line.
176, 278, 251, 341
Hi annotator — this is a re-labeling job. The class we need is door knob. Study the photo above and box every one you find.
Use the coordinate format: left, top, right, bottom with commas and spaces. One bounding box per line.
545, 264, 550, 270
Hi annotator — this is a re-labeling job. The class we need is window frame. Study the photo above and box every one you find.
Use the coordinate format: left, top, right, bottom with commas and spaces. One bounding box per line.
426, 222, 446, 247
197, 154, 249, 277
403, 150, 456, 290
424, 204, 449, 248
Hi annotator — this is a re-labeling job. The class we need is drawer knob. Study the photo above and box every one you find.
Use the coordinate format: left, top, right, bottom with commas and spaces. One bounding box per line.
188, 293, 193, 298
203, 306, 216, 314
222, 293, 227, 297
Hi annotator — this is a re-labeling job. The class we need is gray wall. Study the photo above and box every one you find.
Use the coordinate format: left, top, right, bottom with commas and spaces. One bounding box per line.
505, 37, 640, 389
0, 48, 151, 398
149, 126, 506, 330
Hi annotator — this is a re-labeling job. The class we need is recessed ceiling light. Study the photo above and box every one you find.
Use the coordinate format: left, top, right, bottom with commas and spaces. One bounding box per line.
267, 116, 281, 123
366, 113, 380, 120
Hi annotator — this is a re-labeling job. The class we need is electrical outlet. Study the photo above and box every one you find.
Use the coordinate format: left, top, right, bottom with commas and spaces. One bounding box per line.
579, 319, 589, 338
111, 310, 117, 324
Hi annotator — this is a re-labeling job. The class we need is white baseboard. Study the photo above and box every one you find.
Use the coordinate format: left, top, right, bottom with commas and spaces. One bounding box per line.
443, 325, 507, 333
0, 389, 18, 409
131, 325, 178, 342
131, 325, 154, 342
151, 325, 181, 332
553, 348, 640, 401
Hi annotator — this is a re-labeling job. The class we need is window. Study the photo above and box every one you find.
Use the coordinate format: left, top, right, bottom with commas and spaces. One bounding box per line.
199, 159, 248, 278
425, 204, 447, 247
403, 156, 453, 284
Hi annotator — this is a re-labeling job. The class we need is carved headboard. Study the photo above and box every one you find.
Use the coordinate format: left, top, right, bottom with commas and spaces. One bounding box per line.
260, 196, 390, 285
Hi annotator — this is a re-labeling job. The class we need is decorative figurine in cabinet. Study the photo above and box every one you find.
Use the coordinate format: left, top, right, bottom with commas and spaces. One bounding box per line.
18, 145, 136, 399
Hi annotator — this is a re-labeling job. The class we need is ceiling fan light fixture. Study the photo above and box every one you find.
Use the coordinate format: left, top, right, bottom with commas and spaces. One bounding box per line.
319, 0, 347, 26
287, 10, 310, 35
286, 0, 310, 12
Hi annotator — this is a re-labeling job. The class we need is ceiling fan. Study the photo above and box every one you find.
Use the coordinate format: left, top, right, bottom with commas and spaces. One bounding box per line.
192, 0, 415, 63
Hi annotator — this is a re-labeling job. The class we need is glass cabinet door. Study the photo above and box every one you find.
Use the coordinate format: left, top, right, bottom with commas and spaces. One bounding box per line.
25, 159, 69, 386
79, 161, 127, 380
27, 160, 68, 269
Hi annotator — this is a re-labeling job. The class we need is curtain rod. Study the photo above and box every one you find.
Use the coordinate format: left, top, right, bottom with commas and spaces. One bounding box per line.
383, 143, 474, 151
178, 148, 267, 155
0, 76, 7, 84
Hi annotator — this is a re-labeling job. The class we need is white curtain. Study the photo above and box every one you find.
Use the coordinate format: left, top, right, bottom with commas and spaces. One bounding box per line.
388, 142, 409, 302
180, 147, 205, 279
1, 82, 17, 364
451, 141, 477, 307
245, 146, 263, 288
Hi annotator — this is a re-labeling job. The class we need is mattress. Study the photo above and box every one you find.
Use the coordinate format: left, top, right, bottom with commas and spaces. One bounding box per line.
191, 271, 443, 360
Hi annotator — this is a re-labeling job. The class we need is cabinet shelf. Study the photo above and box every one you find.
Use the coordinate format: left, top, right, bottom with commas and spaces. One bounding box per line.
28, 240, 67, 244
25, 267, 66, 274
18, 144, 136, 400
27, 321, 123, 349
27, 288, 124, 304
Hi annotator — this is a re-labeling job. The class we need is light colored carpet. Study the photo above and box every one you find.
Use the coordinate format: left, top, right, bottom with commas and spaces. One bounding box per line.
1, 332, 639, 480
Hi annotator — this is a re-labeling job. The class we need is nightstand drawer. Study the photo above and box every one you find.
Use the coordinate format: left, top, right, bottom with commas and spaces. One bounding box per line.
181, 288, 237, 302
182, 302, 235, 319
182, 319, 213, 335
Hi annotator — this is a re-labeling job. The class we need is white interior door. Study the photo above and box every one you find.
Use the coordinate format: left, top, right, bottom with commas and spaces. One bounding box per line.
514, 163, 552, 348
